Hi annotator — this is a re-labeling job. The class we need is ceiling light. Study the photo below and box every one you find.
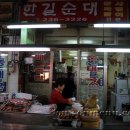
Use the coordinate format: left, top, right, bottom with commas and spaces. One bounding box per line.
69, 51, 77, 53
7, 24, 61, 29
81, 54, 88, 56
94, 23, 130, 28
81, 57, 87, 60
81, 40, 93, 44
67, 40, 77, 44
69, 54, 77, 56
97, 66, 104, 68
74, 57, 78, 59
31, 55, 35, 57
31, 53, 46, 57
96, 48, 130, 53
0, 47, 50, 52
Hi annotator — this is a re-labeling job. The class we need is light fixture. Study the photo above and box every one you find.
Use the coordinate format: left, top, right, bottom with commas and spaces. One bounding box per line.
69, 51, 77, 53
31, 53, 46, 57
96, 48, 130, 53
81, 40, 93, 44
7, 24, 61, 29
74, 57, 78, 59
69, 54, 77, 56
94, 23, 130, 28
67, 40, 77, 44
81, 54, 88, 56
0, 47, 50, 51
97, 66, 104, 68
81, 57, 87, 60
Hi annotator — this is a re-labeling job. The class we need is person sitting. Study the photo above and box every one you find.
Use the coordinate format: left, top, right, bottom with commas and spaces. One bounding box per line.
50, 78, 73, 111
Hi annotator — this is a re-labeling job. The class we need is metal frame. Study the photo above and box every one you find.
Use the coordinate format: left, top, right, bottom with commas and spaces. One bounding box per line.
49, 50, 53, 94
104, 52, 108, 110
77, 50, 80, 100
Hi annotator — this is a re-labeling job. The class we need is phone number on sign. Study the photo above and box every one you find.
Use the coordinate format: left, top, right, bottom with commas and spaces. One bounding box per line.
42, 17, 88, 22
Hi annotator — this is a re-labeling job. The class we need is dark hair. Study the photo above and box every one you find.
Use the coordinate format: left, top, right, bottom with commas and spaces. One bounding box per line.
56, 78, 65, 87
67, 72, 72, 78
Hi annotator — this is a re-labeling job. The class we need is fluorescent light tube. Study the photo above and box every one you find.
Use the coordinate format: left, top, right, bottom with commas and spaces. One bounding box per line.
94, 24, 130, 28
96, 48, 130, 53
0, 47, 50, 51
7, 24, 61, 29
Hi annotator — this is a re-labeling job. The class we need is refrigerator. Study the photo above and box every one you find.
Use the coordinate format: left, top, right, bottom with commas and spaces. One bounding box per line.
110, 79, 130, 115
116, 94, 130, 114
115, 79, 128, 95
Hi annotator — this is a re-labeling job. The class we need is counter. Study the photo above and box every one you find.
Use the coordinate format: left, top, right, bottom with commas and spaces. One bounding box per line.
0, 112, 101, 130
0, 112, 53, 125
1, 124, 100, 130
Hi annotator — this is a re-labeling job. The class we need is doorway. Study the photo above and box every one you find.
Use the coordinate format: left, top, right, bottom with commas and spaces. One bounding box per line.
52, 49, 78, 99
52, 49, 105, 110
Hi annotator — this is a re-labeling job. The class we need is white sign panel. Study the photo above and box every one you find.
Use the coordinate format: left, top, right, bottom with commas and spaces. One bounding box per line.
80, 70, 90, 79
0, 56, 7, 92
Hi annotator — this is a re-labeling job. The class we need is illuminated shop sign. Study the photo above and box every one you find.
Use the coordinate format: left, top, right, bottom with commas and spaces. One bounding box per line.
20, 0, 127, 23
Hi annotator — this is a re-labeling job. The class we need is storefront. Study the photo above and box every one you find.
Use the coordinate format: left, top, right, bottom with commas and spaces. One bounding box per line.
0, 0, 130, 129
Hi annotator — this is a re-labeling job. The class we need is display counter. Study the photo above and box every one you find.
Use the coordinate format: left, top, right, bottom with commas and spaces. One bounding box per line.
0, 112, 102, 130
0, 112, 53, 125
1, 124, 100, 130
0, 94, 103, 129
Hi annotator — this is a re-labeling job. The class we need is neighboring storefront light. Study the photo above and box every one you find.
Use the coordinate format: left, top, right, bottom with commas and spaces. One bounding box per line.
94, 23, 130, 28
96, 48, 130, 52
0, 54, 8, 56
0, 47, 50, 51
7, 24, 61, 29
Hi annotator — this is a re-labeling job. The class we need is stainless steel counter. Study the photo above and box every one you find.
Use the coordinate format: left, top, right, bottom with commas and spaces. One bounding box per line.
0, 112, 100, 130
0, 112, 54, 130
0, 112, 53, 125
1, 123, 100, 130
1, 123, 51, 130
